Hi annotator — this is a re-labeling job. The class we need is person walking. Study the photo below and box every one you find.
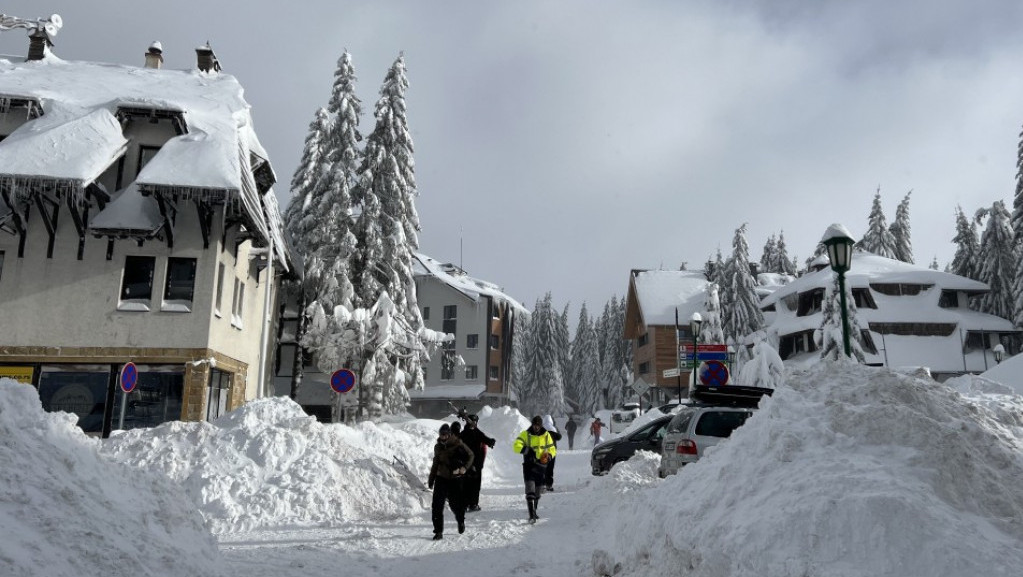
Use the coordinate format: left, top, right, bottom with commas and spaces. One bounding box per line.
458, 413, 496, 512
513, 415, 557, 523
590, 417, 604, 446
427, 423, 474, 540
564, 416, 578, 450
541, 415, 562, 492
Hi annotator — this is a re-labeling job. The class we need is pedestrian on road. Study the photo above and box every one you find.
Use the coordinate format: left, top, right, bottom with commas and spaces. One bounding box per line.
541, 415, 562, 492
564, 416, 577, 450
458, 413, 496, 512
428, 423, 474, 540
590, 417, 604, 446
513, 415, 557, 523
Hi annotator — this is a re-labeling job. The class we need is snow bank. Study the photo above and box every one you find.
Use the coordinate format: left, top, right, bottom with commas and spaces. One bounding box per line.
102, 396, 430, 534
606, 362, 1023, 577
0, 378, 224, 577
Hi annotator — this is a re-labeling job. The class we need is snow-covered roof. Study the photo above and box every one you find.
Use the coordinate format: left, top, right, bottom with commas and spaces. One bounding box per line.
760, 252, 988, 308
631, 269, 708, 326
412, 253, 528, 314
88, 184, 162, 236
0, 55, 291, 271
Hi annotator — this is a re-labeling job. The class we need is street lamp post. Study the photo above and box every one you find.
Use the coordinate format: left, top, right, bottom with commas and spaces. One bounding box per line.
993, 343, 1005, 364
690, 312, 703, 390
821, 224, 857, 358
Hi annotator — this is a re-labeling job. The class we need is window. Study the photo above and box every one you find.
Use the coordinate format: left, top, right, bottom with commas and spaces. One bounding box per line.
423, 306, 430, 320
119, 255, 156, 311
938, 290, 959, 309
136, 145, 160, 177
796, 288, 825, 317
491, 304, 500, 319
443, 317, 456, 336
206, 369, 231, 421
215, 263, 226, 316
639, 361, 650, 374
444, 305, 457, 319
488, 366, 499, 380
162, 257, 197, 312
465, 365, 478, 380
860, 330, 878, 355
467, 334, 479, 349
637, 333, 649, 347
489, 334, 499, 349
441, 351, 456, 380
852, 288, 877, 309
231, 278, 245, 328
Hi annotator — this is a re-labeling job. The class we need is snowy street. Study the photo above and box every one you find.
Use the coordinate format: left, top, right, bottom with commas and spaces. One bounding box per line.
217, 449, 606, 577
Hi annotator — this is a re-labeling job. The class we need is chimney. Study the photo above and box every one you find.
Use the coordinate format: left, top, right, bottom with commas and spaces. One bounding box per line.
195, 43, 221, 73
144, 41, 163, 69
27, 29, 51, 61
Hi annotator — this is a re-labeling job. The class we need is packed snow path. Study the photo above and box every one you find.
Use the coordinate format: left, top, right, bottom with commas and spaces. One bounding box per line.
218, 449, 608, 577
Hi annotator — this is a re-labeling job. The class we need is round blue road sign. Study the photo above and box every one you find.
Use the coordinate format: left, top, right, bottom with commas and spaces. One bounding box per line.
120, 362, 138, 393
699, 360, 729, 387
330, 369, 356, 394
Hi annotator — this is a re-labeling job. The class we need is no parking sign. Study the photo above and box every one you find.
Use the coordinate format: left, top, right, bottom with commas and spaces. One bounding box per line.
120, 362, 138, 393
698, 360, 730, 386
330, 369, 356, 394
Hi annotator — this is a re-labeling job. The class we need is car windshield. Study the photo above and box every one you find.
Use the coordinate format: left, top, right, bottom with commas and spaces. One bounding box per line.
694, 411, 752, 438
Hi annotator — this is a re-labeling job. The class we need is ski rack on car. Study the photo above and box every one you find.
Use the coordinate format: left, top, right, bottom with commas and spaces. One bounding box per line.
690, 385, 773, 408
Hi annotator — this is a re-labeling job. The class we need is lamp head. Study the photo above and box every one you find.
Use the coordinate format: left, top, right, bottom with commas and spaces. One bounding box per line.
821, 223, 857, 274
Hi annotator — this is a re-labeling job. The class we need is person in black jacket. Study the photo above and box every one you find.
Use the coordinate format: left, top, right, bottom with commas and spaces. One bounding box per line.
458, 413, 496, 512
428, 423, 474, 540
541, 415, 562, 492
564, 416, 578, 450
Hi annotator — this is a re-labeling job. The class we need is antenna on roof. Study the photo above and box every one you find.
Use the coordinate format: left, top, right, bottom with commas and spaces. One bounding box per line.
459, 227, 463, 272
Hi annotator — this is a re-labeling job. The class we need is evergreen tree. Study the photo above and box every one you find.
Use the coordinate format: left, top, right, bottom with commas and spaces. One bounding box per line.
774, 231, 796, 275
720, 224, 765, 345
557, 303, 572, 386
569, 304, 602, 415
735, 340, 785, 389
858, 188, 897, 258
889, 191, 913, 263
950, 205, 980, 280
521, 294, 568, 417
1011, 124, 1023, 327
760, 234, 777, 273
509, 313, 532, 405
975, 201, 1018, 320
700, 283, 726, 344
929, 256, 939, 270
818, 272, 867, 362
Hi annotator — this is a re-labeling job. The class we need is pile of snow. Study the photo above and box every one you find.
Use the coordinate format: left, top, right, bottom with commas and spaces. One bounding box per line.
603, 362, 1023, 576
0, 379, 224, 577
102, 396, 435, 534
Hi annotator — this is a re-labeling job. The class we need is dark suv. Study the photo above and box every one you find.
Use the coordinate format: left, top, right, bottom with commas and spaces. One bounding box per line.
657, 385, 772, 478
591, 414, 673, 475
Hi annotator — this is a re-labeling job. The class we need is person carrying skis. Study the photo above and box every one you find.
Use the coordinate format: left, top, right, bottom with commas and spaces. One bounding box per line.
428, 423, 474, 540
458, 413, 496, 512
512, 415, 557, 523
541, 415, 562, 492
564, 415, 578, 450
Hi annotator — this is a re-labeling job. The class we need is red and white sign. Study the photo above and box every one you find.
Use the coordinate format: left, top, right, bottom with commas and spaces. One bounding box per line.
679, 343, 728, 353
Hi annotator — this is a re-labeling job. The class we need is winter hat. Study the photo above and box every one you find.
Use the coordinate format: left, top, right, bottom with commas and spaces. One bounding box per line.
542, 415, 556, 432
531, 415, 543, 426
450, 421, 462, 434
439, 423, 450, 434
467, 414, 479, 423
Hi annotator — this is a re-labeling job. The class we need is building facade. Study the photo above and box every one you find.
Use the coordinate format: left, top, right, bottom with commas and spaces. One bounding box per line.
0, 38, 292, 436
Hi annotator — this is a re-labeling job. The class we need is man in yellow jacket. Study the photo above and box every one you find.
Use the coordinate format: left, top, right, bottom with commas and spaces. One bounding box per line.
512, 415, 557, 523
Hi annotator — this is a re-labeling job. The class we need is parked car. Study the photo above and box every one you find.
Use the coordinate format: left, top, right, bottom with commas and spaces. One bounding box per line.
609, 402, 642, 434
591, 414, 673, 475
657, 385, 772, 478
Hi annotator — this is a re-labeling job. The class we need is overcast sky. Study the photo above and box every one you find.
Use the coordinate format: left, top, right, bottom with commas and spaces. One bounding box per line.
4, 1, 1023, 318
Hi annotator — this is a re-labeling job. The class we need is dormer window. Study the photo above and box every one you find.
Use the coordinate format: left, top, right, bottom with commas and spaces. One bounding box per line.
938, 290, 960, 309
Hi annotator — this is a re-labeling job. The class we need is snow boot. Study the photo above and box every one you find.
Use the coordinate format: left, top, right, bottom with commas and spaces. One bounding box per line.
432, 532, 442, 540
527, 497, 539, 523
458, 518, 465, 534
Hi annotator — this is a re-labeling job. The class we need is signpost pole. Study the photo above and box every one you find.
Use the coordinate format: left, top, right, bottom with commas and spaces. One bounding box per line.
118, 390, 127, 430
675, 308, 681, 401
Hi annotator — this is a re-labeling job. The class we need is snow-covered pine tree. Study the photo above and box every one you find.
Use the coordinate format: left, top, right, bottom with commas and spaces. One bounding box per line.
721, 224, 765, 345
858, 188, 897, 258
818, 272, 867, 362
700, 283, 726, 344
521, 293, 568, 417
975, 201, 1018, 321
889, 191, 913, 263
509, 312, 532, 406
760, 234, 777, 273
735, 340, 785, 389
569, 303, 602, 415
1011, 124, 1023, 328
557, 303, 572, 388
950, 205, 980, 280
774, 231, 796, 275
929, 257, 939, 270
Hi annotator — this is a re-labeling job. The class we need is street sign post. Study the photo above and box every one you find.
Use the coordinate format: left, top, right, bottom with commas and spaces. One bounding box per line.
330, 369, 357, 394
118, 362, 138, 430
631, 377, 650, 396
